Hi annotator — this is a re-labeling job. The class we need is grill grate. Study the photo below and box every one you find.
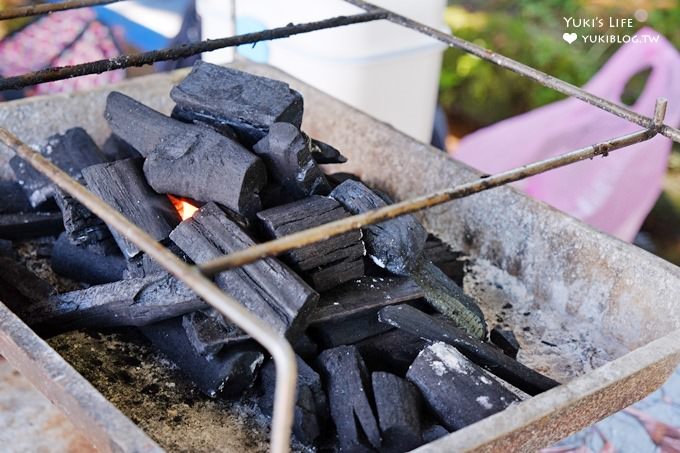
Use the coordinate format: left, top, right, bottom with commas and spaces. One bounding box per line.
0, 2, 677, 452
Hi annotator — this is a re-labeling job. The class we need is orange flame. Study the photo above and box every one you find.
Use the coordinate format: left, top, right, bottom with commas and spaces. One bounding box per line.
168, 195, 199, 221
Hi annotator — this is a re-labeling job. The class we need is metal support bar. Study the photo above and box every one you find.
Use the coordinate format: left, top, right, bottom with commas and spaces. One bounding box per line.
0, 11, 385, 91
198, 99, 668, 276
0, 0, 123, 21
344, 0, 680, 144
0, 128, 297, 453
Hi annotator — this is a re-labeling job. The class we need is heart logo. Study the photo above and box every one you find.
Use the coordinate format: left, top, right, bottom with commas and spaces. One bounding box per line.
563, 32, 578, 44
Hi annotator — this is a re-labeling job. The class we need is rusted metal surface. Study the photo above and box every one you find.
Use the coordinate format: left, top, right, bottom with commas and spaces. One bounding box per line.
1, 64, 680, 451
0, 0, 122, 21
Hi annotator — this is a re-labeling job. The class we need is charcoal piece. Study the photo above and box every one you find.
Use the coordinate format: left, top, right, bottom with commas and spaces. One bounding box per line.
22, 273, 205, 334
101, 134, 142, 161
293, 335, 318, 362
307, 136, 347, 164
257, 196, 365, 291
0, 257, 54, 315
326, 172, 361, 188
259, 356, 328, 446
0, 181, 33, 213
356, 329, 426, 376
9, 127, 107, 207
170, 61, 304, 145
81, 158, 181, 258
51, 233, 125, 285
54, 188, 115, 252
330, 180, 486, 339
0, 212, 64, 240
379, 305, 559, 395
490, 326, 520, 359
407, 342, 520, 431
125, 243, 189, 279
310, 310, 394, 348
421, 425, 449, 443
372, 372, 423, 452
0, 239, 12, 257
316, 345, 381, 451
142, 317, 264, 398
182, 309, 248, 356
170, 106, 241, 141
424, 234, 465, 285
105, 92, 267, 219
253, 123, 331, 199
169, 202, 318, 341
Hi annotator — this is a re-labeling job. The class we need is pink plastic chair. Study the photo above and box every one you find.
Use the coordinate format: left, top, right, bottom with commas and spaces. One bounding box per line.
453, 27, 680, 241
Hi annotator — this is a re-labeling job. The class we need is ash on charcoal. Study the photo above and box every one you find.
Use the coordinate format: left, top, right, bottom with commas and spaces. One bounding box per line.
170, 61, 304, 146
170, 202, 318, 341
257, 196, 364, 291
372, 372, 423, 452
9, 127, 107, 208
105, 92, 266, 219
82, 158, 181, 258
51, 233, 125, 285
406, 342, 520, 431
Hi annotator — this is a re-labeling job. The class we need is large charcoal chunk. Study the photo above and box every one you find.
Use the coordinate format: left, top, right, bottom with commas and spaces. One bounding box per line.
170, 61, 304, 145
170, 202, 318, 341
258, 356, 328, 446
356, 329, 426, 376
81, 158, 181, 258
257, 195, 364, 291
51, 233, 125, 285
9, 127, 107, 207
105, 92, 266, 218
330, 179, 427, 276
253, 123, 331, 199
406, 342, 520, 431
316, 345, 381, 451
142, 317, 264, 398
372, 372, 423, 452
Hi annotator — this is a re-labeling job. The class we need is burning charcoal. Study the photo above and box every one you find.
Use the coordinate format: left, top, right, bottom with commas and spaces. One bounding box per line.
257, 196, 364, 291
170, 61, 304, 146
258, 356, 328, 446
253, 123, 331, 199
0, 239, 12, 257
22, 273, 205, 334
51, 233, 125, 285
356, 329, 426, 376
182, 309, 248, 356
105, 92, 267, 219
9, 127, 107, 208
407, 342, 520, 431
490, 326, 520, 359
82, 158, 181, 258
424, 234, 465, 286
142, 317, 264, 398
0, 212, 63, 240
0, 181, 34, 213
421, 425, 449, 443
0, 257, 54, 315
316, 345, 381, 451
379, 305, 559, 395
169, 202, 318, 341
101, 134, 141, 161
372, 372, 423, 452
331, 180, 487, 339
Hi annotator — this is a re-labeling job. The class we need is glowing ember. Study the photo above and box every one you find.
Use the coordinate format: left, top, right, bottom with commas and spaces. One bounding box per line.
168, 195, 199, 220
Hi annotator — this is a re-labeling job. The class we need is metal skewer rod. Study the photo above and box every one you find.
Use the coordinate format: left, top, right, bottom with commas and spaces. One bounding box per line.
0, 11, 385, 91
344, 0, 680, 144
199, 98, 668, 276
0, 0, 124, 21
0, 127, 297, 453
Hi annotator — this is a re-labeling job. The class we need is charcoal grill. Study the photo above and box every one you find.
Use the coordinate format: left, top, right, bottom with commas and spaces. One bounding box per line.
2, 1, 680, 452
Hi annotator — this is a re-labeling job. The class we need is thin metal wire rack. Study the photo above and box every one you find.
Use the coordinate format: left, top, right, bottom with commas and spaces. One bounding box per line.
0, 1, 677, 452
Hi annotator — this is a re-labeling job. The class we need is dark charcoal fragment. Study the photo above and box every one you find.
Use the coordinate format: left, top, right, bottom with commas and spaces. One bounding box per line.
379, 305, 559, 395
421, 424, 449, 443
258, 356, 328, 446
82, 158, 181, 258
292, 335, 318, 363
0, 181, 33, 213
0, 212, 63, 240
142, 317, 264, 398
307, 136, 347, 164
424, 234, 465, 285
407, 342, 520, 431
0, 257, 54, 315
372, 372, 423, 452
51, 233, 125, 285
10, 127, 107, 208
54, 188, 115, 253
170, 61, 304, 145
356, 328, 426, 376
101, 134, 142, 161
309, 310, 394, 348
490, 325, 520, 359
257, 195, 364, 291
316, 345, 381, 452
105, 91, 267, 219
170, 202, 318, 341
253, 123, 331, 199
182, 308, 248, 356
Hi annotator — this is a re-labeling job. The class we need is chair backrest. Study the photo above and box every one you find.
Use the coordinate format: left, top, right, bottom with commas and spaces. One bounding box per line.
453, 27, 680, 241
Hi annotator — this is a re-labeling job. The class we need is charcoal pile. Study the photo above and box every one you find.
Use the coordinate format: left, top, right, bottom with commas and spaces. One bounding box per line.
0, 61, 560, 451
